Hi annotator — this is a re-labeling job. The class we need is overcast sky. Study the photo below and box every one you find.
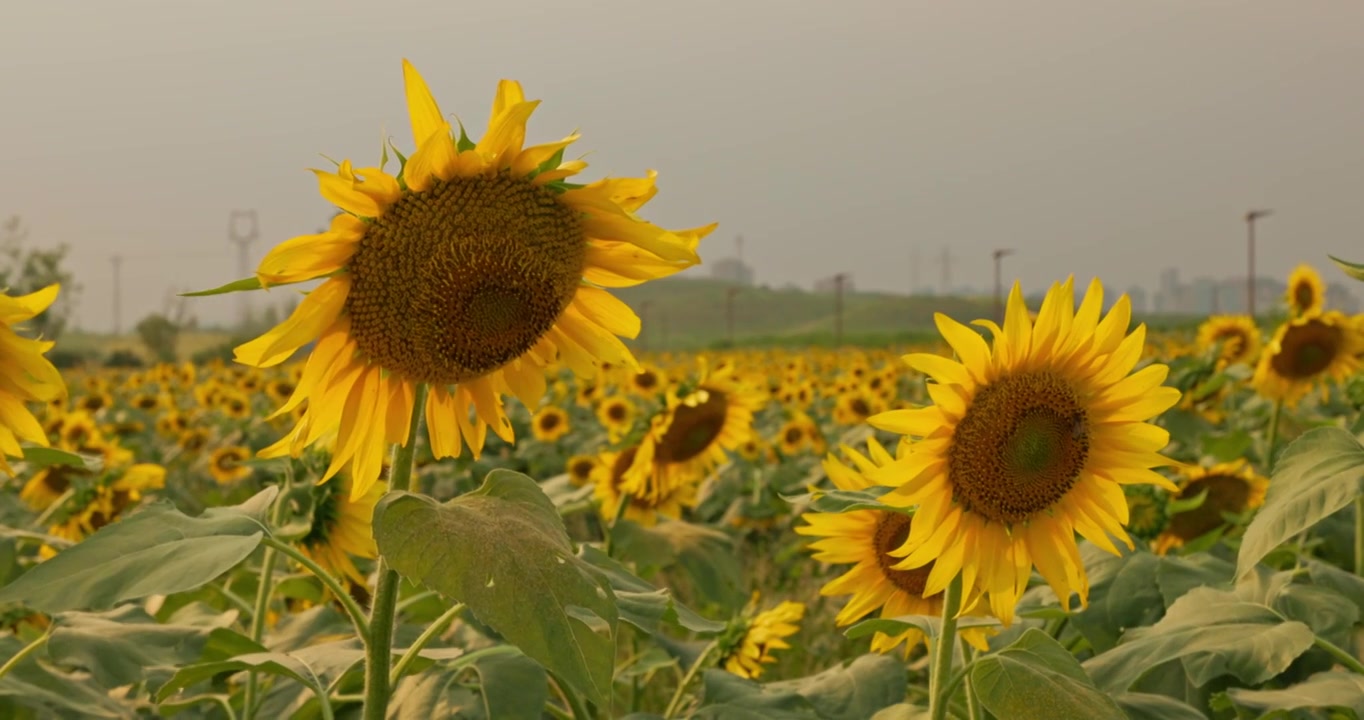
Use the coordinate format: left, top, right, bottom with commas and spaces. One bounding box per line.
3, 0, 1362, 332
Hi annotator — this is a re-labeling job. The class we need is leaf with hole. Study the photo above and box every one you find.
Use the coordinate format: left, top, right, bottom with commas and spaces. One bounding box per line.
373, 469, 618, 708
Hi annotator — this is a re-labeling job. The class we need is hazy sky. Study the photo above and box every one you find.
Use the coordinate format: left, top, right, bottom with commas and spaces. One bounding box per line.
3, 0, 1363, 332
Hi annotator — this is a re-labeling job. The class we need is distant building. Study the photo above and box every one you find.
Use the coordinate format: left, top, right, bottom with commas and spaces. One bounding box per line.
709, 257, 754, 286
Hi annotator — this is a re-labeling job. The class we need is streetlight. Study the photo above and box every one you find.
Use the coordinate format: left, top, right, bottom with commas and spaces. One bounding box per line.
993, 249, 1014, 323
1246, 209, 1273, 318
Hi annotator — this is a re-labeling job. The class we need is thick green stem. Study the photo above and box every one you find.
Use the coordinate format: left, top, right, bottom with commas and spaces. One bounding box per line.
1355, 494, 1364, 578
362, 384, 428, 720
663, 639, 720, 719
243, 541, 281, 719
1315, 635, 1364, 675
961, 636, 982, 720
0, 630, 49, 682
262, 537, 370, 639
928, 574, 964, 720
389, 602, 465, 686
1265, 399, 1284, 469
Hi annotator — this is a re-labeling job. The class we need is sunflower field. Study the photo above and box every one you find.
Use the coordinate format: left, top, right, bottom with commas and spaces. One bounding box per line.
3, 62, 1364, 720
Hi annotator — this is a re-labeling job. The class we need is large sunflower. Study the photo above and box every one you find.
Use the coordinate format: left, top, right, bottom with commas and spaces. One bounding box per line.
1253, 310, 1363, 406
298, 475, 385, 586
1195, 315, 1261, 368
867, 278, 1181, 624
796, 438, 991, 658
625, 362, 762, 499
1285, 264, 1325, 317
1153, 460, 1267, 555
0, 285, 66, 475
231, 60, 712, 499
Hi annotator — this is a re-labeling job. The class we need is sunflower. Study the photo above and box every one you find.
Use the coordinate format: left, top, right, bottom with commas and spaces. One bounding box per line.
720, 595, 805, 680
1122, 483, 1171, 542
178, 428, 211, 454
531, 406, 571, 442
595, 396, 635, 442
209, 445, 253, 484
1153, 461, 1267, 555
867, 278, 1181, 624
131, 392, 161, 411
832, 390, 882, 426
1195, 315, 1261, 368
47, 464, 166, 548
630, 365, 666, 396
777, 419, 808, 456
1253, 311, 1363, 406
565, 453, 600, 487
592, 446, 697, 527
298, 475, 384, 586
20, 462, 91, 511
1286, 264, 1325, 317
230, 60, 711, 499
625, 362, 761, 498
796, 439, 992, 658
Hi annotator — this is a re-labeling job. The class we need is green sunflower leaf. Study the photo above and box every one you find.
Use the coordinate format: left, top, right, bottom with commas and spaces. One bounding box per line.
0, 488, 274, 613
578, 545, 724, 636
969, 629, 1125, 720
372, 470, 619, 709
1329, 255, 1364, 282
783, 485, 905, 515
1235, 427, 1364, 580
1224, 670, 1364, 717
19, 445, 98, 471
1112, 693, 1207, 720
180, 276, 263, 297
1081, 586, 1315, 692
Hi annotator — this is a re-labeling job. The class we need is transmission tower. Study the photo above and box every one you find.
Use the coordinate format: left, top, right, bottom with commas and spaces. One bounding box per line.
228, 210, 260, 328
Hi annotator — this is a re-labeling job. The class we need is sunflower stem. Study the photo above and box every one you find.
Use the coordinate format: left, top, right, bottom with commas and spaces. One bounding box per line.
604, 492, 633, 558
928, 574, 964, 720
261, 537, 370, 639
1313, 635, 1364, 675
1265, 398, 1284, 468
552, 669, 595, 720
362, 383, 429, 720
389, 602, 465, 686
243, 491, 288, 720
1354, 494, 1364, 578
662, 639, 719, 719
0, 629, 49, 682
961, 636, 983, 720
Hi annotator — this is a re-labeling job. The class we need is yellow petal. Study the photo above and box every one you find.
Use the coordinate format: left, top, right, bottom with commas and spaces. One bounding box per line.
404, 123, 457, 193
234, 276, 350, 367
402, 59, 445, 147
312, 169, 381, 218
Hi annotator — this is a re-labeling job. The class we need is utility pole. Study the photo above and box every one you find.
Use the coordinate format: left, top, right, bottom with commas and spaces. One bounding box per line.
725, 286, 740, 346
939, 247, 953, 296
992, 249, 1014, 324
833, 273, 848, 348
111, 255, 123, 335
229, 210, 260, 328
1245, 209, 1272, 318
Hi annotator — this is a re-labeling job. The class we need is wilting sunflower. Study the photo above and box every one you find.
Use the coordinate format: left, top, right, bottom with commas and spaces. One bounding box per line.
868, 278, 1181, 623
796, 439, 992, 658
0, 285, 66, 475
531, 406, 571, 442
298, 475, 384, 586
625, 363, 761, 498
1196, 315, 1261, 368
1286, 264, 1325, 317
209, 445, 253, 484
1153, 460, 1267, 555
720, 595, 805, 680
595, 396, 635, 442
1253, 311, 1363, 406
593, 447, 696, 527
231, 60, 711, 499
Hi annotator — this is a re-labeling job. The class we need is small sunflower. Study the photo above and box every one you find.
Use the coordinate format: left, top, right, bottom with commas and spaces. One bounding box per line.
832, 390, 882, 426
20, 463, 89, 511
298, 475, 384, 586
209, 445, 253, 484
1153, 461, 1267, 555
868, 278, 1181, 624
596, 396, 635, 442
1286, 264, 1325, 317
630, 365, 666, 396
1122, 483, 1171, 542
531, 406, 571, 442
1196, 315, 1261, 368
796, 439, 992, 658
720, 595, 805, 680
178, 428, 211, 454
592, 446, 696, 527
565, 453, 600, 487
776, 419, 808, 456
47, 464, 166, 548
626, 363, 761, 498
230, 60, 712, 500
1253, 311, 1363, 406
